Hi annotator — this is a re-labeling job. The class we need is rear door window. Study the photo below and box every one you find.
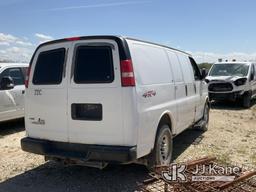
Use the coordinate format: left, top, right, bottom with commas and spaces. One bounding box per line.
33, 48, 65, 85
73, 46, 114, 84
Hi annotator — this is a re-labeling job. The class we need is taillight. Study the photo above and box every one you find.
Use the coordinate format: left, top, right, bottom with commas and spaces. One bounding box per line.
25, 65, 31, 88
120, 59, 135, 87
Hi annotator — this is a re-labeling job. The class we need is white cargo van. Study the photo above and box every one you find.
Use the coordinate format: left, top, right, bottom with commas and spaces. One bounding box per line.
0, 63, 28, 122
21, 36, 209, 168
206, 62, 256, 108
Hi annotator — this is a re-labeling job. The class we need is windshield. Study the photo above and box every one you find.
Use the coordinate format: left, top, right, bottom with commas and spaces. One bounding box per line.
209, 64, 249, 77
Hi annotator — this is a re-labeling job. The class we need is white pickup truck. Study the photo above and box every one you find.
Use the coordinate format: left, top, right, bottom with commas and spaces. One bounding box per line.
0, 63, 28, 122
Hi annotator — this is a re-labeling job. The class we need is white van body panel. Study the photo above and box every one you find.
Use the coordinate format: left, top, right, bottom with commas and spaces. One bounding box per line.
25, 42, 71, 142
176, 53, 196, 129
0, 63, 28, 122
126, 40, 207, 157
67, 40, 125, 145
126, 40, 177, 157
23, 36, 208, 164
165, 51, 186, 133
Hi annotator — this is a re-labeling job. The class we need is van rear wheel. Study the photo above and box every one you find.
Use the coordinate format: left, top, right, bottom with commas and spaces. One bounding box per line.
147, 124, 173, 170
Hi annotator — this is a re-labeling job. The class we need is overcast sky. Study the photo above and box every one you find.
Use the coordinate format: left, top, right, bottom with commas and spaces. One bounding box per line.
1, 0, 256, 63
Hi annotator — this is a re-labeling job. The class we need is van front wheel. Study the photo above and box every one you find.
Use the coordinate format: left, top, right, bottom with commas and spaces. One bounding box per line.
242, 92, 251, 108
147, 124, 173, 169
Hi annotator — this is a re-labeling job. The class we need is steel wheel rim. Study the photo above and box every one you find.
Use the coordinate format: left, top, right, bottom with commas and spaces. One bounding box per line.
159, 132, 171, 165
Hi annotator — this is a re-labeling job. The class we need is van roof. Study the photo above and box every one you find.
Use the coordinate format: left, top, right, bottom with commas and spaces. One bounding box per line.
125, 37, 191, 56
0, 63, 29, 68
214, 62, 254, 65
37, 35, 190, 57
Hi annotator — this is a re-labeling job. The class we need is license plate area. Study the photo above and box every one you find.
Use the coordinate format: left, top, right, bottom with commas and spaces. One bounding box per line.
71, 103, 102, 121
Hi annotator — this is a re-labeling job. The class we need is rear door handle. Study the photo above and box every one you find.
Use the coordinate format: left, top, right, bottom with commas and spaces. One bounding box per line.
185, 85, 188, 96
22, 90, 25, 94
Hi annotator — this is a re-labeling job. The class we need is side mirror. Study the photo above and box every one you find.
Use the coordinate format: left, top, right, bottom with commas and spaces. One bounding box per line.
0, 76, 14, 90
201, 68, 207, 79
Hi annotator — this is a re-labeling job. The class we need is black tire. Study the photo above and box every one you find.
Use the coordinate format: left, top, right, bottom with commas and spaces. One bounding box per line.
147, 124, 173, 170
197, 103, 210, 131
242, 92, 251, 108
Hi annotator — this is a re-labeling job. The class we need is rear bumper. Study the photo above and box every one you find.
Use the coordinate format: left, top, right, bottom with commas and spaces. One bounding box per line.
209, 91, 243, 101
21, 137, 137, 163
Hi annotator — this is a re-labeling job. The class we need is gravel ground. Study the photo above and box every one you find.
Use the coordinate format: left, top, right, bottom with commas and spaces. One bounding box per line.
0, 101, 255, 192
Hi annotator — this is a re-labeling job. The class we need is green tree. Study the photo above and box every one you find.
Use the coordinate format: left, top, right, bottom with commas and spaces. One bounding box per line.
198, 63, 213, 70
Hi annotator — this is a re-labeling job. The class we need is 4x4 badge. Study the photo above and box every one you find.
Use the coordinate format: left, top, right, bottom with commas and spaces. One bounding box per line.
143, 90, 156, 98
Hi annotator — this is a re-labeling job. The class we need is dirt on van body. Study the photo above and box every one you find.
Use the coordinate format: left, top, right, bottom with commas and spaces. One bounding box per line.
0, 101, 255, 192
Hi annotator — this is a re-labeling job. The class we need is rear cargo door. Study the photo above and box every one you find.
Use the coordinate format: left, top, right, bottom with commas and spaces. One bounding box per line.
26, 42, 71, 142
67, 40, 123, 145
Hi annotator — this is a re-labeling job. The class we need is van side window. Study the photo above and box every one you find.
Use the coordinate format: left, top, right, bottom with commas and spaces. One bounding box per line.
0, 67, 24, 85
33, 48, 65, 85
167, 51, 183, 82
189, 57, 201, 80
74, 46, 114, 84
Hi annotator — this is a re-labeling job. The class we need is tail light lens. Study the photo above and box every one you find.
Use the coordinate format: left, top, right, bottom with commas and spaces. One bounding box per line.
25, 64, 31, 88
120, 59, 135, 87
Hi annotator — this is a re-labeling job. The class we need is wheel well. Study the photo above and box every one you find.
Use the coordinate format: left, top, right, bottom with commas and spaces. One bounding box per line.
148, 113, 173, 158
157, 114, 172, 134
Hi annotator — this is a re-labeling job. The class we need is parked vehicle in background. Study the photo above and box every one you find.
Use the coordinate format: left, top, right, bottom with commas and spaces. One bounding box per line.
0, 63, 28, 122
206, 62, 256, 108
21, 35, 209, 169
